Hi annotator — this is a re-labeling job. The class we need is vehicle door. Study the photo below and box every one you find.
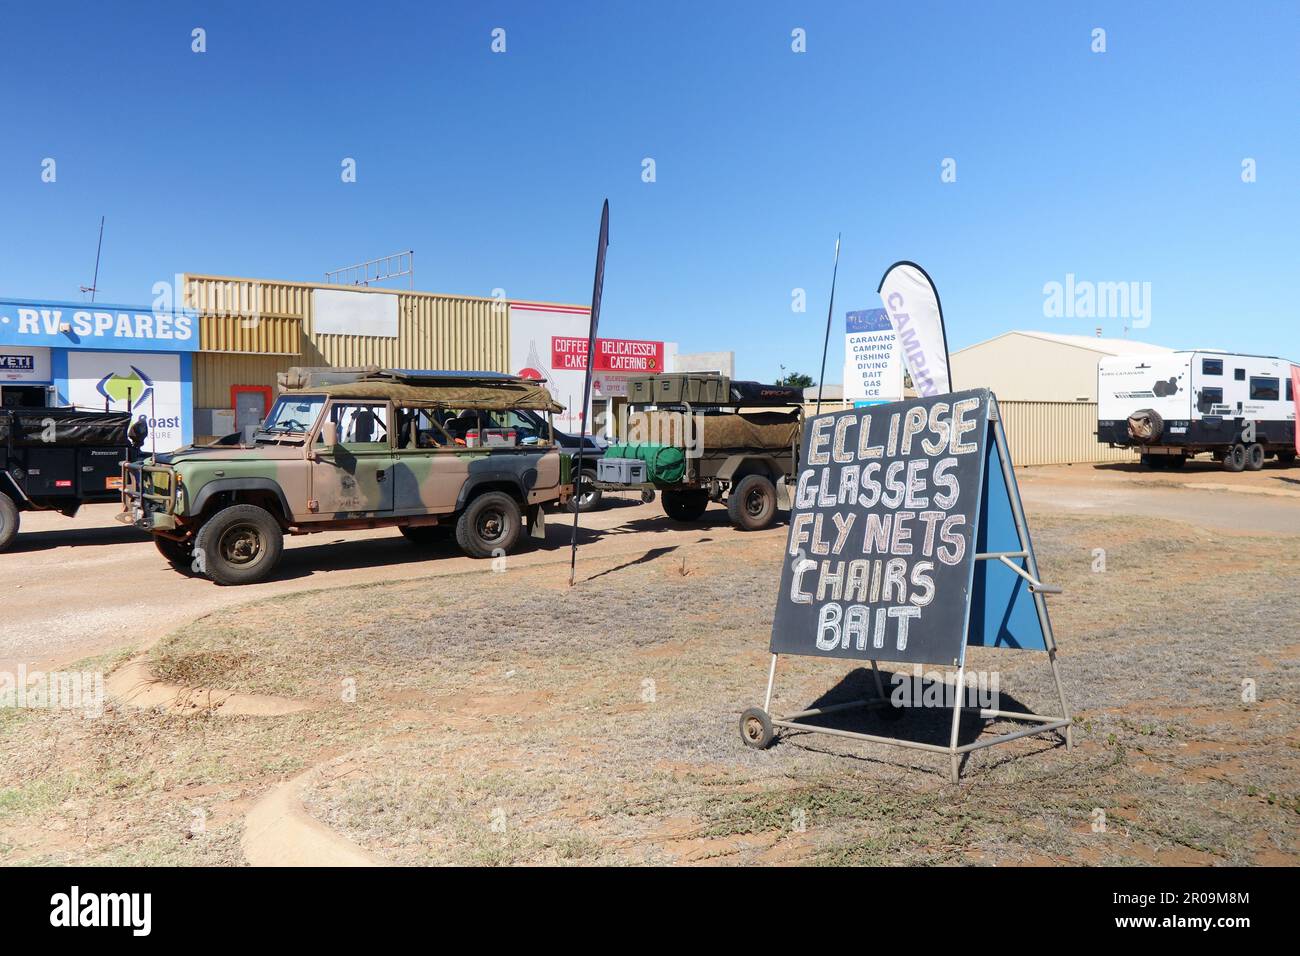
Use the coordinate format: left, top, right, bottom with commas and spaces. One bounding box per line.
311, 400, 394, 516
388, 406, 477, 514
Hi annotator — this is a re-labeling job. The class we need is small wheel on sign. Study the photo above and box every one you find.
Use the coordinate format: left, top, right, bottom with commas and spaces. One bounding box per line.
739, 707, 775, 750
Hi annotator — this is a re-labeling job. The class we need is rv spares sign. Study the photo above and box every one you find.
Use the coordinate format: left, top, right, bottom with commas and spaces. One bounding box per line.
770, 389, 990, 667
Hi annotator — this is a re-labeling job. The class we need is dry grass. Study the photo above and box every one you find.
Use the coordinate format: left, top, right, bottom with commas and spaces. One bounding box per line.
1, 509, 1297, 865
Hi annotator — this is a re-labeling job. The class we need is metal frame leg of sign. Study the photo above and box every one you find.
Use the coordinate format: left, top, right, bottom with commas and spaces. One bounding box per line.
744, 394, 1073, 783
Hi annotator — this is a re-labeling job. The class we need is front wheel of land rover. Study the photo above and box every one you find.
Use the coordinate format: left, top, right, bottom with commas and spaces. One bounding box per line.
456, 491, 522, 558
193, 504, 284, 585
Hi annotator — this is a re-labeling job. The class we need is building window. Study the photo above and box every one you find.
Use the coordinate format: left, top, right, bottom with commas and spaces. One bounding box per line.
1249, 377, 1280, 402
1201, 358, 1223, 376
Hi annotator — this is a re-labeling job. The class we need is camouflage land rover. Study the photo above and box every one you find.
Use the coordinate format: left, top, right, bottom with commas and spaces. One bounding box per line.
119, 370, 572, 585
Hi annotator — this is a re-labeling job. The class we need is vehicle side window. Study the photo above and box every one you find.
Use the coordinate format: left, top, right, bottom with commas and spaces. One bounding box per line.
394, 407, 452, 448
1234, 368, 1246, 381
1201, 359, 1222, 376
1289, 378, 1295, 403
326, 403, 389, 447
506, 410, 543, 444
1249, 376, 1280, 402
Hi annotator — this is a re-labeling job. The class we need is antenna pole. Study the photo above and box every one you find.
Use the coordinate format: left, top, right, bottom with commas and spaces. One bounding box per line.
815, 233, 842, 415
89, 217, 105, 302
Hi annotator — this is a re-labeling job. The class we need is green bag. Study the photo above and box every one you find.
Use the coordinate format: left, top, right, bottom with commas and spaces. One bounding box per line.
605, 443, 686, 484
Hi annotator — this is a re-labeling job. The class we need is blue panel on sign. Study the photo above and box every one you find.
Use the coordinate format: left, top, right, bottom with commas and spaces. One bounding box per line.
845, 308, 892, 334
967, 422, 1049, 651
0, 298, 199, 353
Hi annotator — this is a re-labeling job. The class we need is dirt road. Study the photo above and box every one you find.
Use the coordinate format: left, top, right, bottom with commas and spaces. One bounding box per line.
5, 460, 1299, 671
0, 495, 784, 672
1016, 460, 1300, 535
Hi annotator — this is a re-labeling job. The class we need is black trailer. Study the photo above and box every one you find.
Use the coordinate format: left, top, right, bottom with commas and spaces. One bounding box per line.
0, 407, 142, 551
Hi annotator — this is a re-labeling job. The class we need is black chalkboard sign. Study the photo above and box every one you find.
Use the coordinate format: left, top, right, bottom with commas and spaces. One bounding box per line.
770, 388, 991, 667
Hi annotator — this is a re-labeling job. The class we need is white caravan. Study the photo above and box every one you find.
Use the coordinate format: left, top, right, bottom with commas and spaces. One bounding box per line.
1097, 350, 1297, 471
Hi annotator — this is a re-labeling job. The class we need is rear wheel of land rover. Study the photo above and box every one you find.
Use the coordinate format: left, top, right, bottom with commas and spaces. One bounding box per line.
1223, 443, 1247, 473
154, 535, 194, 571
0, 492, 19, 553
194, 505, 284, 585
662, 489, 709, 522
456, 491, 521, 558
728, 474, 777, 531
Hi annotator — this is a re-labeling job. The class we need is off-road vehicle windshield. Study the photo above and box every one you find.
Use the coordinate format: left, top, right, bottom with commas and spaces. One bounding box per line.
260, 395, 325, 435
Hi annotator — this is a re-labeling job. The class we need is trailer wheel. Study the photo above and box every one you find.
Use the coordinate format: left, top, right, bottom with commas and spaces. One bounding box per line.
456, 491, 522, 558
1245, 443, 1265, 471
1141, 454, 1167, 470
739, 707, 775, 750
154, 535, 194, 570
193, 504, 284, 585
662, 489, 709, 522
0, 492, 19, 553
1165, 454, 1187, 470
1223, 443, 1247, 473
728, 474, 778, 530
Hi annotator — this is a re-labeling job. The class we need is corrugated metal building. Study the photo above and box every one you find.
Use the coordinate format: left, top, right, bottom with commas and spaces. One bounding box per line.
950, 331, 1172, 402
805, 398, 1138, 467
184, 273, 538, 438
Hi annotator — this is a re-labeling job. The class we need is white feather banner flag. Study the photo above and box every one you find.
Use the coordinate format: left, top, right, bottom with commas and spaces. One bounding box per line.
877, 261, 952, 396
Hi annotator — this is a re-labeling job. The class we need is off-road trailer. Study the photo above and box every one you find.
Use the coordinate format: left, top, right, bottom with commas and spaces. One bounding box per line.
1097, 350, 1298, 471
588, 374, 804, 531
0, 406, 144, 552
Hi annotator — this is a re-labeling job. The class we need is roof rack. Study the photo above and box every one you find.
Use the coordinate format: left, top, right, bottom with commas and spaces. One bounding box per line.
277, 366, 535, 391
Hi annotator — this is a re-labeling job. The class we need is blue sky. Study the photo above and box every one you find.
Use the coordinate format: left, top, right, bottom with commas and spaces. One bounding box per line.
1, 1, 1295, 381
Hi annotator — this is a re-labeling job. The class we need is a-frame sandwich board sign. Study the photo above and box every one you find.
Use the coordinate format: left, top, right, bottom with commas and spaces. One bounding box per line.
743, 388, 1072, 783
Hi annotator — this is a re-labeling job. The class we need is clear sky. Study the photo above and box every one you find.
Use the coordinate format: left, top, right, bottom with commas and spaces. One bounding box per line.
2, 1, 1296, 381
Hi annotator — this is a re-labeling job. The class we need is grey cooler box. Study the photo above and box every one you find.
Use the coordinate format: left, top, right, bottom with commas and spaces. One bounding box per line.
627, 373, 731, 405
596, 457, 648, 484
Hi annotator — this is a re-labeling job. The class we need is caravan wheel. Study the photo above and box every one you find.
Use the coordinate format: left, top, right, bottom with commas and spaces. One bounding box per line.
1245, 443, 1265, 471
1223, 444, 1247, 473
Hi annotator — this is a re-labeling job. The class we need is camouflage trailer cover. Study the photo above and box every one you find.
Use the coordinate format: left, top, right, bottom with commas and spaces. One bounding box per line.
629, 409, 801, 451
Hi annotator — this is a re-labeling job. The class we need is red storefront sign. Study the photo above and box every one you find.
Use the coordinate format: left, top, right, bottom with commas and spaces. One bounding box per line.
551, 336, 663, 373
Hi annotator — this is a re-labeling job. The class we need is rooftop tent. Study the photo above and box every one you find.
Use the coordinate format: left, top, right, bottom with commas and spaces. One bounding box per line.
277, 366, 533, 391
289, 379, 564, 413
